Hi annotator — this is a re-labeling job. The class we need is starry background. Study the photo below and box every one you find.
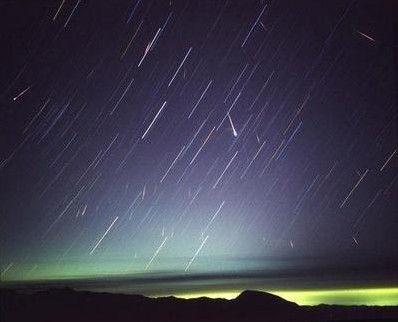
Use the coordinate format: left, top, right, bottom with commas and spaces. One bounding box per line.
0, 0, 397, 295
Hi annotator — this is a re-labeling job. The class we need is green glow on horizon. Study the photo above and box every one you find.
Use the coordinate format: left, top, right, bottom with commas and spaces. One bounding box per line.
174, 288, 398, 306
2, 262, 397, 306
273, 288, 398, 306
1, 261, 141, 282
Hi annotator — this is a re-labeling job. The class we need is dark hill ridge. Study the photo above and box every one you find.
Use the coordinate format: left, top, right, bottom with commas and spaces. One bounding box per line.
1, 287, 397, 322
235, 289, 298, 308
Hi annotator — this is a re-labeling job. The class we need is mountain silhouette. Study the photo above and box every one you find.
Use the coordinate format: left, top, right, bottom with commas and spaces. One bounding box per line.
1, 287, 397, 322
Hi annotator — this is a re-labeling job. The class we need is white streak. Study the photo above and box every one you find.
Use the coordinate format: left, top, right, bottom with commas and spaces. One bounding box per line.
356, 30, 375, 42
213, 152, 238, 188
89, 216, 119, 255
227, 113, 238, 137
189, 127, 215, 165
168, 47, 193, 87
160, 145, 185, 183
241, 4, 267, 47
110, 77, 134, 114
64, 0, 80, 28
13, 86, 31, 101
145, 236, 168, 270
1, 262, 14, 277
380, 149, 396, 171
340, 169, 369, 208
23, 98, 50, 133
217, 92, 241, 131
53, 0, 65, 21
241, 141, 266, 179
142, 101, 167, 139
185, 236, 209, 271
202, 201, 225, 236
352, 236, 359, 245
188, 80, 213, 119
138, 28, 162, 67
121, 20, 143, 59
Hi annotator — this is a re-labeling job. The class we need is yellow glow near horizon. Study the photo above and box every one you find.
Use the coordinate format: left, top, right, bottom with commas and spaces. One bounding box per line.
172, 288, 398, 306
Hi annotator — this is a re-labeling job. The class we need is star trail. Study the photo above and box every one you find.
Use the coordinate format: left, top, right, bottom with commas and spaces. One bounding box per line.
0, 0, 397, 302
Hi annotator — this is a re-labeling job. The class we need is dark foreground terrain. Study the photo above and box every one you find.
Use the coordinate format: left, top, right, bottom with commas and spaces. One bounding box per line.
1, 288, 397, 322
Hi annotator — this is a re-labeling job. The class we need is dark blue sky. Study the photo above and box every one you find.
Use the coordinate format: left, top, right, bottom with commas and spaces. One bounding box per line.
0, 0, 397, 282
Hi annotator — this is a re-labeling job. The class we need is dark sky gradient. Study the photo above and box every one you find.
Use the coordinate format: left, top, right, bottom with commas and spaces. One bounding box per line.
0, 0, 397, 285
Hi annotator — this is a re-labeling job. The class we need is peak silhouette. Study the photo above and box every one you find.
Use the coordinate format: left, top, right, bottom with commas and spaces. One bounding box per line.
237, 290, 293, 303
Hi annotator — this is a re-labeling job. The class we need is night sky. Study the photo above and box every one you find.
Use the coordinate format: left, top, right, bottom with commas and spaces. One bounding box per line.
1, 0, 397, 302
